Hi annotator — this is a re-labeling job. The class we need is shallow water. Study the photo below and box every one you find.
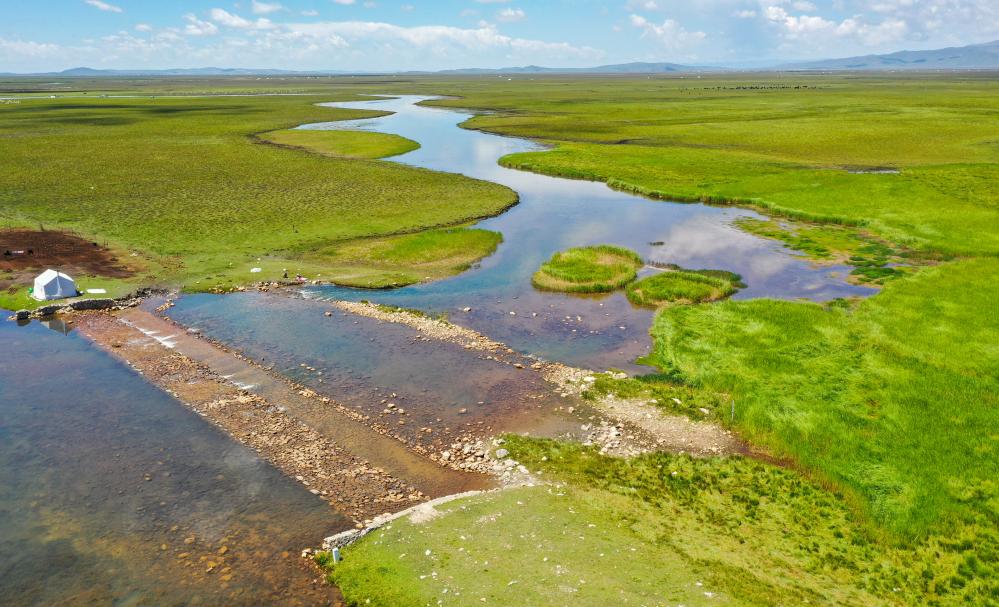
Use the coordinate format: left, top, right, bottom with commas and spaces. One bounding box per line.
168, 292, 582, 450
0, 320, 343, 606
174, 95, 872, 373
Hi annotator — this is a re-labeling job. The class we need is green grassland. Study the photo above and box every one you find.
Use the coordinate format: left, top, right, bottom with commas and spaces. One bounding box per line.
302, 228, 503, 288
531, 244, 643, 293
0, 93, 516, 307
325, 436, 994, 606
259, 128, 420, 159
644, 260, 999, 540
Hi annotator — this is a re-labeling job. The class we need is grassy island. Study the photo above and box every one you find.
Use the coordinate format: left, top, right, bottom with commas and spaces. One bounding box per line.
531, 245, 643, 293
626, 268, 743, 307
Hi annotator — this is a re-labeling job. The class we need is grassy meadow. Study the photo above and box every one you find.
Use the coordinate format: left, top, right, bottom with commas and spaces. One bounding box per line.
324, 436, 993, 606
0, 90, 515, 306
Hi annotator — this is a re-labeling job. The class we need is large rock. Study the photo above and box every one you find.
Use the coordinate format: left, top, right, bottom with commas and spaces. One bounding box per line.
35, 304, 67, 316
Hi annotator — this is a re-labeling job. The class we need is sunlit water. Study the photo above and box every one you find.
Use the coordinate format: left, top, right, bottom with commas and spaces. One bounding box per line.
0, 320, 343, 605
174, 95, 872, 372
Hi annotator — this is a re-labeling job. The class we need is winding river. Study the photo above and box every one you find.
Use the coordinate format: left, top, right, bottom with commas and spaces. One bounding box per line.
172, 95, 873, 373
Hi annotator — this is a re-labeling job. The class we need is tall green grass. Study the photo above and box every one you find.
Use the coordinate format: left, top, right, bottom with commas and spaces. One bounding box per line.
644, 259, 999, 543
329, 436, 993, 605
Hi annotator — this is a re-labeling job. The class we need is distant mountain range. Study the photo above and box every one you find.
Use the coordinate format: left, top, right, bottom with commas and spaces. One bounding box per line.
782, 39, 999, 70
430, 62, 719, 75
3, 40, 998, 77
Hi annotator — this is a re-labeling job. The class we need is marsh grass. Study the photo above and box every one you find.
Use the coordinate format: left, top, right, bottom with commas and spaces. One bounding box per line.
304, 228, 503, 288
735, 217, 929, 285
643, 259, 999, 546
531, 244, 643, 293
626, 268, 741, 307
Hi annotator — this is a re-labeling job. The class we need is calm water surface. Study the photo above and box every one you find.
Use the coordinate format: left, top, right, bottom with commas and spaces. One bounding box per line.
0, 320, 343, 606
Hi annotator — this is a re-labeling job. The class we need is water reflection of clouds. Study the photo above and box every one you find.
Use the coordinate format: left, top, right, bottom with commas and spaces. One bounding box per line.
650, 214, 765, 264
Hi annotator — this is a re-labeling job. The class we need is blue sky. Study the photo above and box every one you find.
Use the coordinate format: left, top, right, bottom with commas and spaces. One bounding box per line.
2, 0, 998, 72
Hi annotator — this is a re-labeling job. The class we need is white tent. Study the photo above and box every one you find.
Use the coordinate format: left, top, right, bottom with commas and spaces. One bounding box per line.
32, 269, 77, 301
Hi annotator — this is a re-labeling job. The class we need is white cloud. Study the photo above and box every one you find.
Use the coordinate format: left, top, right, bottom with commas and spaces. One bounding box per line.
496, 8, 525, 22
184, 14, 220, 36
733, 9, 757, 18
251, 1, 285, 15
134, 23, 153, 32
84, 0, 122, 13
301, 9, 319, 16
210, 8, 275, 30
476, 0, 510, 3
0, 37, 61, 58
763, 4, 910, 49
629, 14, 706, 50
332, 0, 356, 5
763, 6, 834, 35
0, 15, 604, 72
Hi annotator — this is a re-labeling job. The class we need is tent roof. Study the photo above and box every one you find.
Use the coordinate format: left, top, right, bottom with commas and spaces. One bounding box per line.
35, 269, 74, 284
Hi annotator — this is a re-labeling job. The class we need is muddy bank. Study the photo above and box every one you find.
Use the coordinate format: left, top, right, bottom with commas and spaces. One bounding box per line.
0, 228, 136, 292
